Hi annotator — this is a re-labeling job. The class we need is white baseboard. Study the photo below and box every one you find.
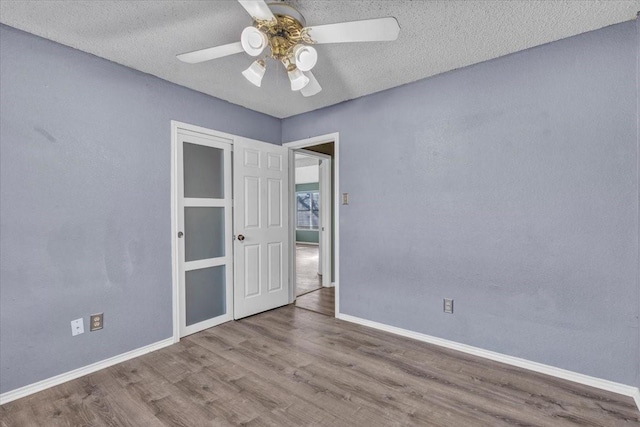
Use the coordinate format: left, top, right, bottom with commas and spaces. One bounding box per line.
0, 337, 174, 406
633, 388, 640, 412
337, 313, 640, 412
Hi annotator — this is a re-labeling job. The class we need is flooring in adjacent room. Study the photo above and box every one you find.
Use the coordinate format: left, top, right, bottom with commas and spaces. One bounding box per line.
295, 243, 322, 296
295, 287, 334, 317
1, 305, 638, 426
294, 242, 334, 317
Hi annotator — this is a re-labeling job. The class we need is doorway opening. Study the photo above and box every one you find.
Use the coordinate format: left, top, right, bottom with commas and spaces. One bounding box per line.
285, 135, 339, 318
294, 152, 322, 297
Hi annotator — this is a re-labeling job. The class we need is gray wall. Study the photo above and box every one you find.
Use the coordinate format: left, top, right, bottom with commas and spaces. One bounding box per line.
0, 24, 281, 394
283, 21, 639, 387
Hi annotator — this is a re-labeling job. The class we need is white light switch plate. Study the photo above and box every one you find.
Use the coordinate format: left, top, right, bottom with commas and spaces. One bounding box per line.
443, 298, 454, 314
71, 318, 84, 336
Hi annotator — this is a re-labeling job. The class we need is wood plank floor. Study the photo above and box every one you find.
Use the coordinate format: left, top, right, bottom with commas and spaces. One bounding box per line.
296, 244, 322, 296
1, 305, 638, 426
295, 287, 334, 317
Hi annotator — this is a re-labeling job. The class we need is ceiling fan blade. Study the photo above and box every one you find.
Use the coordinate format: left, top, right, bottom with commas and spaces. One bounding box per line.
176, 42, 244, 64
305, 17, 400, 44
301, 71, 322, 97
237, 0, 276, 22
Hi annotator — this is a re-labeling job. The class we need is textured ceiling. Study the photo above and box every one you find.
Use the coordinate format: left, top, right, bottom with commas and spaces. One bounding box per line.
1, 1, 638, 118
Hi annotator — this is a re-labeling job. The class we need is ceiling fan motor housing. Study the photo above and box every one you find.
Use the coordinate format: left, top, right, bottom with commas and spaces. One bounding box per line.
255, 4, 312, 64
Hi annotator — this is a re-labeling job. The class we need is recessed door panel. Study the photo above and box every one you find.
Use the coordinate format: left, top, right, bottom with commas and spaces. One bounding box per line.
267, 153, 282, 171
244, 148, 260, 168
244, 176, 260, 229
244, 244, 261, 298
267, 178, 282, 228
268, 242, 282, 292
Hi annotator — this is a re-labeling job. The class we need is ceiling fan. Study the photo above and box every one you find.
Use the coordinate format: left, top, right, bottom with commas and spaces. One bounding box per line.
176, 0, 400, 97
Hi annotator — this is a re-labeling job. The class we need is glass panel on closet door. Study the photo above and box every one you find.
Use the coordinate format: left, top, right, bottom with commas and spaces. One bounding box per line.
185, 265, 226, 326
184, 207, 225, 261
183, 142, 224, 199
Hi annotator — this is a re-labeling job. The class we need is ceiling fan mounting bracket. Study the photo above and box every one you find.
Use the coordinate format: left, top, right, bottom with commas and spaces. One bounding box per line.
254, 13, 313, 62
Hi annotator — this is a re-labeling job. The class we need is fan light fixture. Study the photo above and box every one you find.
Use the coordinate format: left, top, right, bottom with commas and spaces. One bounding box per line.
292, 44, 317, 72
177, 0, 401, 97
241, 26, 268, 56
286, 63, 309, 91
242, 59, 266, 87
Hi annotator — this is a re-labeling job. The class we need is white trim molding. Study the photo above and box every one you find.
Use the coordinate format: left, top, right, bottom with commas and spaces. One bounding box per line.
0, 338, 174, 406
633, 388, 640, 413
337, 313, 640, 412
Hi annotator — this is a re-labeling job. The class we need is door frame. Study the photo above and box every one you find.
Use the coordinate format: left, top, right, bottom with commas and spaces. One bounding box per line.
283, 133, 340, 316
171, 120, 242, 343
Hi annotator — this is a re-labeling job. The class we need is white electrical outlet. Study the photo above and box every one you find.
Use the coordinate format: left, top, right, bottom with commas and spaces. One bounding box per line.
71, 318, 84, 336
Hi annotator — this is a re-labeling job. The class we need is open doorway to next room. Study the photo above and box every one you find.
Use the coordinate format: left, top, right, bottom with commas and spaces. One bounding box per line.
291, 141, 336, 318
294, 153, 322, 296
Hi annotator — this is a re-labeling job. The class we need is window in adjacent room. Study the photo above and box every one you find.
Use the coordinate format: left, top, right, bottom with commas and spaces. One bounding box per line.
296, 191, 319, 230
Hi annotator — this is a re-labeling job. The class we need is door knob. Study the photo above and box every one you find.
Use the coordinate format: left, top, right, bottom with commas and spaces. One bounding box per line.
177, 231, 184, 238
237, 234, 245, 242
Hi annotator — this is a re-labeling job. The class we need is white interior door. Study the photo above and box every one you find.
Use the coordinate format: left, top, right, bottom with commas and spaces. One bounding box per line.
177, 130, 233, 337
234, 137, 289, 319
